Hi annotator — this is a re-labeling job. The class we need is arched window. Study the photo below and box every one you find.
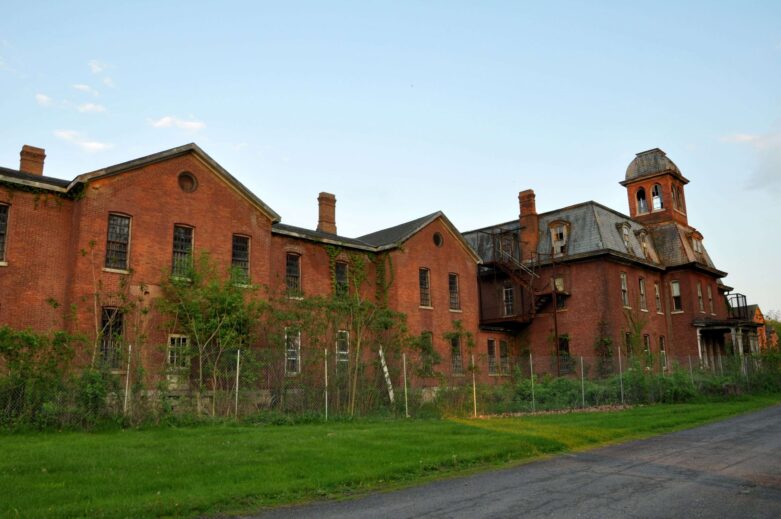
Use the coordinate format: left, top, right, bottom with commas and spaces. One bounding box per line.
636, 188, 648, 214
652, 184, 663, 211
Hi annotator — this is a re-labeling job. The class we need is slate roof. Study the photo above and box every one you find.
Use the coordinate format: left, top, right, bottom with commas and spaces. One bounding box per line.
357, 212, 441, 247
465, 200, 724, 275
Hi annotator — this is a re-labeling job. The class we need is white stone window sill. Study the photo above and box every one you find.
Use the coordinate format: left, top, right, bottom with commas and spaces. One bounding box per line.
449, 308, 463, 313
640, 308, 649, 313
287, 296, 304, 301
103, 267, 130, 275
419, 305, 433, 310
623, 306, 632, 310
671, 310, 684, 315
0, 261, 7, 267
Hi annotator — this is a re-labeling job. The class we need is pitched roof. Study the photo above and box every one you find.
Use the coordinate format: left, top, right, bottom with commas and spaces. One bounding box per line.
358, 212, 441, 247
272, 223, 374, 250
0, 166, 71, 191
74, 143, 281, 222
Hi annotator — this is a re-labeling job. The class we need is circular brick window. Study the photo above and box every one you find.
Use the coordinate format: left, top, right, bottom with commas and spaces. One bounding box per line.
178, 172, 198, 193
433, 232, 444, 247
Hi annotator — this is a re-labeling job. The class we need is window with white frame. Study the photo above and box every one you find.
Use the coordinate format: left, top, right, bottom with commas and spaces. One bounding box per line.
707, 285, 714, 314
659, 336, 667, 368
622, 226, 631, 251
652, 184, 664, 210
336, 330, 349, 365
643, 334, 651, 354
636, 188, 648, 214
620, 272, 630, 307
0, 204, 8, 262
284, 328, 301, 375
639, 278, 647, 311
692, 238, 702, 254
671, 281, 682, 312
503, 285, 514, 316
167, 335, 189, 369
105, 213, 131, 270
654, 282, 662, 313
550, 223, 569, 257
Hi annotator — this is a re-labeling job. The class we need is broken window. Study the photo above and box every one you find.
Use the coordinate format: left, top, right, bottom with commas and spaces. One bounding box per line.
419, 268, 431, 307
335, 261, 348, 296
620, 272, 630, 307
105, 213, 131, 270
672, 185, 685, 212
654, 282, 662, 313
671, 281, 682, 312
558, 335, 571, 374
503, 285, 514, 316
336, 330, 349, 365
450, 336, 463, 375
697, 282, 704, 312
286, 253, 301, 295
639, 278, 647, 311
231, 235, 250, 283
636, 188, 648, 214
622, 225, 632, 252
643, 334, 651, 354
0, 204, 9, 262
167, 334, 189, 369
284, 328, 301, 375
692, 238, 702, 254
487, 339, 498, 375
550, 223, 569, 257
100, 307, 123, 369
448, 273, 460, 310
172, 225, 193, 277
652, 184, 664, 210
707, 285, 714, 314
659, 336, 667, 368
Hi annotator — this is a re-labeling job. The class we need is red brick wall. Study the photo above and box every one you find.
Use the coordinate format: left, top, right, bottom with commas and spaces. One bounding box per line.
0, 188, 74, 332
624, 174, 689, 227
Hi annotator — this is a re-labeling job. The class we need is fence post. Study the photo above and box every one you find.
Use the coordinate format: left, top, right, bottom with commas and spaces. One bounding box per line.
688, 355, 695, 388
580, 356, 585, 408
529, 352, 536, 413
235, 349, 241, 419
324, 348, 328, 422
617, 345, 625, 405
471, 354, 477, 418
123, 343, 132, 415
403, 352, 409, 418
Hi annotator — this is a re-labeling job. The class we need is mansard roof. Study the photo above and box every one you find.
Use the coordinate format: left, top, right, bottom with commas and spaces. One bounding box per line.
621, 148, 689, 186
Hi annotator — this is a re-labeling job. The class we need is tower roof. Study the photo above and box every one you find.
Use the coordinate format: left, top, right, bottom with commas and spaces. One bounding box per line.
624, 148, 685, 183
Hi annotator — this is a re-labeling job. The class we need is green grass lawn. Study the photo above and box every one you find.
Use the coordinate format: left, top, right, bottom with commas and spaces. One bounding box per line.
2, 395, 779, 518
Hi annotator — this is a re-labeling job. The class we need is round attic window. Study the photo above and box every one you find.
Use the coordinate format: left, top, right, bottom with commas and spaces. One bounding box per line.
433, 232, 444, 247
178, 172, 198, 193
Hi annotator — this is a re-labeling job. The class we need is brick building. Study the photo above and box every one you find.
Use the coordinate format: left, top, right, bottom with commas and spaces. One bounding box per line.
0, 143, 761, 391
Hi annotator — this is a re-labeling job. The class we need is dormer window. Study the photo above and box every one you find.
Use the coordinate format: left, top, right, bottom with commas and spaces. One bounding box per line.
617, 223, 633, 255
622, 226, 631, 249
672, 185, 686, 212
550, 221, 569, 257
692, 238, 702, 254
652, 184, 663, 211
635, 229, 654, 261
636, 188, 648, 214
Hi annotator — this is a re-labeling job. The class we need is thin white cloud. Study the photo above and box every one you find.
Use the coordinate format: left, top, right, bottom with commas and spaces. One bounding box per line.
88, 60, 106, 74
72, 83, 99, 96
720, 133, 759, 143
77, 103, 106, 113
54, 129, 113, 152
102, 76, 115, 88
149, 115, 206, 131
35, 93, 52, 107
723, 131, 781, 191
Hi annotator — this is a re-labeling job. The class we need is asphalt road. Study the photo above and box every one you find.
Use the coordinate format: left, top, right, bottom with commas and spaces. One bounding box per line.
246, 405, 781, 518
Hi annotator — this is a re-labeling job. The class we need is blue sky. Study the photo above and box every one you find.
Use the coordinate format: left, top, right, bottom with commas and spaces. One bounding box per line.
1, 1, 780, 312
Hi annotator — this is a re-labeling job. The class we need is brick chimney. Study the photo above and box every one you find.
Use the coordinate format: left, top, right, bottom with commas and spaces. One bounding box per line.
519, 189, 539, 262
317, 192, 337, 234
19, 145, 46, 176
